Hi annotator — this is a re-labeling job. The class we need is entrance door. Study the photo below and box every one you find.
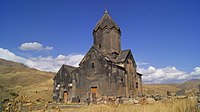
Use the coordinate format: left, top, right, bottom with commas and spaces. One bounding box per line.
91, 87, 97, 99
63, 91, 68, 103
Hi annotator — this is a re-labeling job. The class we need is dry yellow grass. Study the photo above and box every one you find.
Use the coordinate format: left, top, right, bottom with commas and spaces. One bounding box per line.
0, 58, 54, 101
143, 84, 179, 95
19, 79, 54, 102
33, 98, 199, 112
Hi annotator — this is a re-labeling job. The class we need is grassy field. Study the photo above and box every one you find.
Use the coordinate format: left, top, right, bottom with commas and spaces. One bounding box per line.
32, 98, 199, 112
143, 84, 179, 95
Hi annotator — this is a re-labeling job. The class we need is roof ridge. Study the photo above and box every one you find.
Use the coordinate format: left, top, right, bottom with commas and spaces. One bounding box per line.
116, 49, 131, 63
92, 46, 115, 62
62, 64, 77, 68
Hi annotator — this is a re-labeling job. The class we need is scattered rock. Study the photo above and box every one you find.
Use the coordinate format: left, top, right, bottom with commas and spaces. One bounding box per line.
118, 97, 123, 104
138, 97, 156, 105
96, 97, 106, 105
138, 98, 147, 105
133, 99, 138, 104
146, 98, 155, 104
23, 102, 32, 106
2, 99, 9, 103
107, 97, 117, 105
48, 100, 53, 103
45, 102, 49, 109
122, 98, 134, 104
10, 92, 19, 97
176, 95, 188, 99
36, 98, 44, 102
198, 97, 200, 103
0, 85, 4, 89
153, 95, 162, 101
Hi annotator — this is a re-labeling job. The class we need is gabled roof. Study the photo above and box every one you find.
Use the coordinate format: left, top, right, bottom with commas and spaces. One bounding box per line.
79, 45, 115, 66
53, 64, 77, 80
94, 10, 120, 32
62, 65, 77, 73
115, 49, 137, 68
116, 49, 130, 62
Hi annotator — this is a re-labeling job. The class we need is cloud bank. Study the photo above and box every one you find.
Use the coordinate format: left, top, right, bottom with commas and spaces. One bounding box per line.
0, 48, 84, 72
29, 54, 84, 72
19, 42, 53, 51
137, 66, 200, 83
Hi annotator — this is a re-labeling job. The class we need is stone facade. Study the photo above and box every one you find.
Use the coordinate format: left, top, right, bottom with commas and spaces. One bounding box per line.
53, 11, 143, 102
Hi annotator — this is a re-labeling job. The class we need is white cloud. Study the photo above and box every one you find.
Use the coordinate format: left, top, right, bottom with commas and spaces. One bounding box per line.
19, 42, 53, 51
191, 67, 200, 77
29, 54, 84, 72
137, 66, 200, 84
0, 48, 84, 72
0, 48, 36, 67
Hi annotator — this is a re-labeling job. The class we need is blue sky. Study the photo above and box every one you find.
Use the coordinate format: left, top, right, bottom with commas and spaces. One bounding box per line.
0, 0, 200, 83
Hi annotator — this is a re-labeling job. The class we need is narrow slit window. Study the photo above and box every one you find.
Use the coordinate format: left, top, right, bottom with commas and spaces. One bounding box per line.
92, 62, 95, 69
136, 82, 138, 88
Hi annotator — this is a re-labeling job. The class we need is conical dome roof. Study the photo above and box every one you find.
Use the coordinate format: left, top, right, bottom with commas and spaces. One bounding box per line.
94, 10, 120, 31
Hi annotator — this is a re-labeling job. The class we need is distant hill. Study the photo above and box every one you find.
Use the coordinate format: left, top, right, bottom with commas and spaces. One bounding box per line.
176, 79, 200, 91
0, 58, 54, 101
0, 58, 28, 74
143, 84, 179, 95
143, 79, 200, 95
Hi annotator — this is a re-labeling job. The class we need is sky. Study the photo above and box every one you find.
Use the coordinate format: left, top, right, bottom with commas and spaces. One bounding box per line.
0, 0, 200, 83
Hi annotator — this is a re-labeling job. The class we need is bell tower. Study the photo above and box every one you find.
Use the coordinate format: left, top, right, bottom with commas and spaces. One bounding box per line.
93, 10, 121, 56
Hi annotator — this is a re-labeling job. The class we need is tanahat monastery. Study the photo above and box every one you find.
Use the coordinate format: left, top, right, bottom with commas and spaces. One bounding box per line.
53, 10, 143, 103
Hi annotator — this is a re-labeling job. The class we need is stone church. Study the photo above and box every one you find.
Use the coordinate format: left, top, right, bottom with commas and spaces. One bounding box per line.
53, 11, 143, 102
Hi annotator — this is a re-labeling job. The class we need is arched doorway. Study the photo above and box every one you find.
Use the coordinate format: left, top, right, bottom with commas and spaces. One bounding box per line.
63, 91, 68, 103
91, 87, 97, 99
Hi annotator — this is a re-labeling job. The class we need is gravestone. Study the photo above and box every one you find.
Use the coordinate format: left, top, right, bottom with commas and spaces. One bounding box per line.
167, 91, 171, 96
176, 89, 185, 96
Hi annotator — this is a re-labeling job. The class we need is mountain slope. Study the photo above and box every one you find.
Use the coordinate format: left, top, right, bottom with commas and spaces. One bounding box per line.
0, 58, 54, 101
143, 84, 178, 95
143, 79, 200, 95
176, 79, 200, 91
